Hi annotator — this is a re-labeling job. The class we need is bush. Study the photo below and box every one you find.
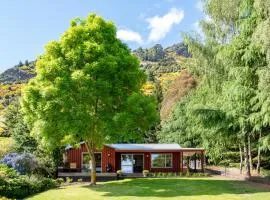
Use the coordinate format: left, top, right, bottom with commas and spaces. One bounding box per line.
1, 153, 39, 175
0, 164, 58, 199
167, 172, 173, 177
66, 177, 73, 184
55, 178, 64, 185
143, 170, 149, 177
157, 172, 162, 177
77, 178, 83, 182
0, 137, 13, 158
116, 170, 122, 175
0, 175, 57, 199
0, 164, 18, 178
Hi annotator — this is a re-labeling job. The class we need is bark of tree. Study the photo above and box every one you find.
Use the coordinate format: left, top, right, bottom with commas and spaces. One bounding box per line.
85, 141, 97, 185
239, 143, 243, 174
256, 131, 261, 174
243, 136, 251, 177
248, 135, 252, 172
194, 153, 197, 172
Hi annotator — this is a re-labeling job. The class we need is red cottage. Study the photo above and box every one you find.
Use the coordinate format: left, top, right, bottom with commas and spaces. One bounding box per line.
59, 143, 205, 177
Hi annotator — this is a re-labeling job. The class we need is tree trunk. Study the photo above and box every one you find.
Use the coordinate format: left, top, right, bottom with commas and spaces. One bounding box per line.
85, 141, 97, 185
243, 137, 251, 177
194, 153, 197, 172
256, 131, 261, 174
248, 135, 252, 172
239, 143, 243, 174
90, 150, 97, 185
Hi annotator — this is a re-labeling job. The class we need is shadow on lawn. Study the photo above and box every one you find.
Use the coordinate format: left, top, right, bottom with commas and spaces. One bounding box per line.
85, 178, 270, 198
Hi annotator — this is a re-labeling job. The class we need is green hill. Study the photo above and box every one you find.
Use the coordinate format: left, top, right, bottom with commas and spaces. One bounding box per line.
0, 43, 192, 134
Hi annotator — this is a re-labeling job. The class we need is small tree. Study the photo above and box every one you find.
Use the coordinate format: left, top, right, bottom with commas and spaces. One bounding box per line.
25, 60, 29, 66
18, 61, 23, 67
22, 14, 158, 185
4, 101, 37, 153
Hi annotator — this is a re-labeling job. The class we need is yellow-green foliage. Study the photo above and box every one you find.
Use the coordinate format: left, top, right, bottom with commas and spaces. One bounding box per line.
19, 64, 36, 74
158, 72, 180, 92
0, 137, 13, 158
0, 83, 25, 115
142, 82, 155, 95
142, 72, 181, 97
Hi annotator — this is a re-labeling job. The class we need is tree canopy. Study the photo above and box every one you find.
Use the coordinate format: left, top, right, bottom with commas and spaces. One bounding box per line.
21, 14, 158, 184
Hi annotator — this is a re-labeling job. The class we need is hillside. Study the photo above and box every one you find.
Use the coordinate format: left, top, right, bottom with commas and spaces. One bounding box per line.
0, 43, 193, 134
134, 43, 190, 76
0, 60, 36, 84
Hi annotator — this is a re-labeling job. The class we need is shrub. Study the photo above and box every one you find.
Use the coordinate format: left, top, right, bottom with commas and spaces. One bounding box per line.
0, 164, 57, 199
0, 164, 18, 178
1, 153, 18, 167
1, 153, 39, 175
167, 172, 173, 177
143, 170, 149, 177
66, 177, 73, 184
116, 170, 122, 175
157, 172, 162, 177
0, 175, 57, 199
77, 178, 83, 182
55, 178, 64, 185
0, 137, 13, 158
185, 171, 191, 177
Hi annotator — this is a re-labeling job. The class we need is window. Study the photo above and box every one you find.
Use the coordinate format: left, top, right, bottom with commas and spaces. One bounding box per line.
151, 154, 172, 168
82, 153, 102, 172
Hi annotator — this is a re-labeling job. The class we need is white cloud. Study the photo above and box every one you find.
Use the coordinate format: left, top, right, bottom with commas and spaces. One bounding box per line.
117, 29, 143, 44
146, 8, 184, 42
195, 0, 204, 12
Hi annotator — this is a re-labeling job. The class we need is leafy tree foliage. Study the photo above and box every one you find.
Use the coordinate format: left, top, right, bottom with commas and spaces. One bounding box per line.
134, 44, 164, 62
4, 100, 37, 152
21, 14, 158, 184
160, 0, 270, 176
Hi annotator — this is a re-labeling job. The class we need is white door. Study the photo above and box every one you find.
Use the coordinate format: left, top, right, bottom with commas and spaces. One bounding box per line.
121, 154, 133, 173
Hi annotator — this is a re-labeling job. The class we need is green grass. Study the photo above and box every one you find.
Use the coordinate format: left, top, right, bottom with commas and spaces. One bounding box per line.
27, 177, 270, 200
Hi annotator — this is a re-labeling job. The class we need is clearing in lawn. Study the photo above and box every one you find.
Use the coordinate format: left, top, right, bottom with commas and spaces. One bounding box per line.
27, 177, 270, 200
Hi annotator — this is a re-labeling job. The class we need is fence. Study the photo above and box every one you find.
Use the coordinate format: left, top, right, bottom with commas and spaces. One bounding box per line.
206, 166, 270, 185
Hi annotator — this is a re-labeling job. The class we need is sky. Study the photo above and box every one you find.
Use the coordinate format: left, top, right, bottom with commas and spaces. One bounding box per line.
0, 0, 204, 73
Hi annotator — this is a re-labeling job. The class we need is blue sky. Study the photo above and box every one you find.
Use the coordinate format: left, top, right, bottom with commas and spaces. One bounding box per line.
0, 0, 204, 72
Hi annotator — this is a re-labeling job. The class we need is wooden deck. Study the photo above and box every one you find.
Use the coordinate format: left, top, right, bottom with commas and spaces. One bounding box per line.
58, 172, 117, 177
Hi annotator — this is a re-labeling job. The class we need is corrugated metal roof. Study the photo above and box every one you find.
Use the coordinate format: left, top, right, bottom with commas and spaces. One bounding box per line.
106, 143, 181, 150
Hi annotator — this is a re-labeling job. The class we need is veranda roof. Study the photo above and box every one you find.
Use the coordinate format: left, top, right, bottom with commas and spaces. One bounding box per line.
106, 143, 182, 151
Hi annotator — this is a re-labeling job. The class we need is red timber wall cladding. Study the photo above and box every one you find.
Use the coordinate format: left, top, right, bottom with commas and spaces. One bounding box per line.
101, 146, 115, 172
66, 144, 116, 172
144, 152, 181, 172
115, 152, 181, 172
66, 143, 183, 173
66, 143, 87, 169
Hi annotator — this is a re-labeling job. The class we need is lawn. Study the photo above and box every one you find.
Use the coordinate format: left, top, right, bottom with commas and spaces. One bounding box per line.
27, 177, 270, 200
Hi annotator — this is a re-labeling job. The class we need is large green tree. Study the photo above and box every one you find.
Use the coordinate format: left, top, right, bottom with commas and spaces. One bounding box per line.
21, 14, 158, 184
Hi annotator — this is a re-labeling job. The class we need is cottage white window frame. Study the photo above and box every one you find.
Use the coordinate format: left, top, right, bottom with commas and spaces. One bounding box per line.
151, 153, 173, 168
